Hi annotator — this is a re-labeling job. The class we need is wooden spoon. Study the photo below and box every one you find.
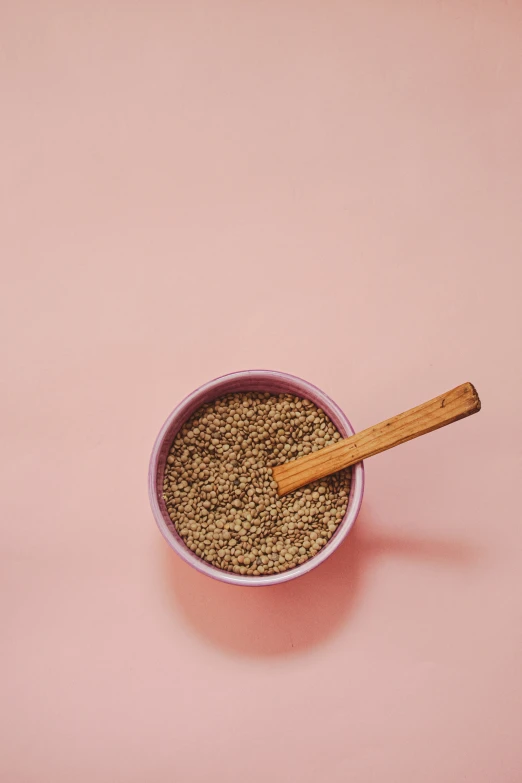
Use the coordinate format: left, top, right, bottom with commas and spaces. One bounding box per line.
273, 382, 481, 496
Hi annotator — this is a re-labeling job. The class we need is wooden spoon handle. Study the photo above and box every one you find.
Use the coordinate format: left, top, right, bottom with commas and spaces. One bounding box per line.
273, 382, 481, 496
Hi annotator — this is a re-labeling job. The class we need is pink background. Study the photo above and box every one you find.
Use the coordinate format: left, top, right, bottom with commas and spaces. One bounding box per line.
1, 2, 521, 781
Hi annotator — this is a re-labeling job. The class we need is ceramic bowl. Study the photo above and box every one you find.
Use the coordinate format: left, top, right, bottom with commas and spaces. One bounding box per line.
148, 370, 364, 586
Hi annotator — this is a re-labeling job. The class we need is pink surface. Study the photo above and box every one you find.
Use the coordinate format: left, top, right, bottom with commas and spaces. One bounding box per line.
1, 1, 522, 781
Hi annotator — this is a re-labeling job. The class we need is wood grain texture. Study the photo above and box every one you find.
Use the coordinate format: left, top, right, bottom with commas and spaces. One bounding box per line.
273, 383, 481, 496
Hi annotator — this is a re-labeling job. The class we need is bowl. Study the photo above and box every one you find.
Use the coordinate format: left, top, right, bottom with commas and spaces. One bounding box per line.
148, 370, 365, 586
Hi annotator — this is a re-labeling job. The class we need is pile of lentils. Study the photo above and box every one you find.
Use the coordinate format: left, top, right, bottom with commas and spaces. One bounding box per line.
162, 392, 351, 576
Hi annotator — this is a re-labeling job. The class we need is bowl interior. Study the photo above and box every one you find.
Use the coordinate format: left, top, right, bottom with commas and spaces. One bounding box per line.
148, 370, 364, 586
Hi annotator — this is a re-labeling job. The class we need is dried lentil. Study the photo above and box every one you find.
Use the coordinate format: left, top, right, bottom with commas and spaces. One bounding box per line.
163, 392, 351, 576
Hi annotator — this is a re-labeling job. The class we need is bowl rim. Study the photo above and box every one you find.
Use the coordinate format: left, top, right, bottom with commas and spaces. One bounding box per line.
148, 370, 365, 586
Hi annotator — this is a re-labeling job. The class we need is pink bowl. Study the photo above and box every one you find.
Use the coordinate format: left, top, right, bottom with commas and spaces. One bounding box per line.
148, 370, 365, 586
